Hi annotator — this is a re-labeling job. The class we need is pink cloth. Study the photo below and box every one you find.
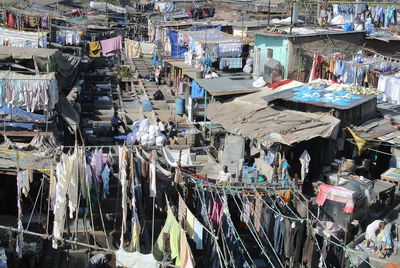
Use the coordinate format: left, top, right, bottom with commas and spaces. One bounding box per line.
316, 184, 355, 213
209, 199, 223, 228
100, 36, 122, 57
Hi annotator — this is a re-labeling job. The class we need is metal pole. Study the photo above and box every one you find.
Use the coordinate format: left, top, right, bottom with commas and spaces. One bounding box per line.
268, 0, 271, 27
203, 91, 207, 133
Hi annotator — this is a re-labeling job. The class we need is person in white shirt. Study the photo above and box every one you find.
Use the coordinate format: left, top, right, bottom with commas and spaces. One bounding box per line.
217, 165, 232, 183
366, 219, 386, 248
157, 118, 167, 135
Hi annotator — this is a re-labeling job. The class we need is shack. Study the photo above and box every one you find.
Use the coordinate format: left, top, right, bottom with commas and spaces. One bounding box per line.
254, 28, 365, 81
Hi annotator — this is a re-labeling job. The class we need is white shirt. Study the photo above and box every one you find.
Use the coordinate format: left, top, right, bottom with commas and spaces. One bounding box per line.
366, 220, 383, 239
158, 121, 166, 132
217, 171, 232, 182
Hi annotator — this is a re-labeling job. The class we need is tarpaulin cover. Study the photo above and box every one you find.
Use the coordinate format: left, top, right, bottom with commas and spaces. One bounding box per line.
58, 93, 80, 131
0, 122, 34, 130
0, 105, 45, 122
169, 30, 187, 59
191, 80, 205, 99
316, 184, 355, 213
207, 100, 340, 147
292, 87, 363, 106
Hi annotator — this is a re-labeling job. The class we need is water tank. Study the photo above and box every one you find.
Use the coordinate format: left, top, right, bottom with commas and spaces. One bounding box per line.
142, 100, 153, 112
176, 98, 185, 115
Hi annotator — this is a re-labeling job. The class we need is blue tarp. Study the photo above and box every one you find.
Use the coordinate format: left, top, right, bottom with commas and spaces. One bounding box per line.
0, 105, 45, 122
0, 122, 34, 130
292, 87, 363, 106
169, 30, 188, 59
191, 80, 205, 99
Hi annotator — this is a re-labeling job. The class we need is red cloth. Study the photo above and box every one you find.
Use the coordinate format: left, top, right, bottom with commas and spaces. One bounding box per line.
316, 184, 355, 213
267, 79, 293, 89
7, 13, 14, 28
311, 54, 325, 80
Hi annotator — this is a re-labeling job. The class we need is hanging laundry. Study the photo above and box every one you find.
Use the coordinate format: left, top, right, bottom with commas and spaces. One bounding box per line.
193, 218, 203, 250
310, 54, 325, 80
153, 199, 181, 265
299, 150, 311, 181
7, 12, 14, 28
125, 38, 141, 58
89, 41, 101, 57
52, 154, 69, 249
119, 146, 128, 248
209, 198, 223, 228
180, 228, 195, 268
219, 58, 243, 70
56, 29, 81, 46
218, 43, 242, 57
67, 151, 79, 219
100, 35, 122, 57
149, 160, 157, 197
0, 72, 58, 112
115, 249, 159, 268
185, 208, 195, 239
139, 42, 156, 57
163, 147, 193, 167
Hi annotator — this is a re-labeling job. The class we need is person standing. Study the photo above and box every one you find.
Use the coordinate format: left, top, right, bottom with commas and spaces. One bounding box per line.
217, 165, 232, 184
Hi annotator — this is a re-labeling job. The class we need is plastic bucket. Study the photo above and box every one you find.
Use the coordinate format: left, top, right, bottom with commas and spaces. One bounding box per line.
176, 98, 185, 115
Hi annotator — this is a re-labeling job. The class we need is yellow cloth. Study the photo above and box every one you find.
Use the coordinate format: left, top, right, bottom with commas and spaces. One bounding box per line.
130, 222, 140, 252
125, 38, 141, 58
153, 200, 181, 265
185, 209, 195, 239
347, 127, 367, 154
89, 41, 101, 57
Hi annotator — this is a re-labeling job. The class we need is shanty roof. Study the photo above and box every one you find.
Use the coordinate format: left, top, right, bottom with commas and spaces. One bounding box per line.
186, 72, 260, 96
350, 117, 400, 144
366, 34, 400, 42
0, 47, 57, 60
256, 27, 364, 38
207, 100, 340, 147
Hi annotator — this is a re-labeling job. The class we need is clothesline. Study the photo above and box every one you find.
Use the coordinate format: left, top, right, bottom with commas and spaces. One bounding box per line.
362, 47, 400, 64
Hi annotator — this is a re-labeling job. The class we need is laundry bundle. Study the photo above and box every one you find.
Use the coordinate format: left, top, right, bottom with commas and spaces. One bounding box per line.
135, 119, 167, 146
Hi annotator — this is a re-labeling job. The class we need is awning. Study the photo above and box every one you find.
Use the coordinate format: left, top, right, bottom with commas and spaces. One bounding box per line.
0, 47, 81, 92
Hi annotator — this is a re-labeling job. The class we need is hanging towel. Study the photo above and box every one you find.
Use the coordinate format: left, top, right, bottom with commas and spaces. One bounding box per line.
100, 36, 122, 57
89, 41, 101, 57
140, 42, 156, 57
125, 38, 141, 58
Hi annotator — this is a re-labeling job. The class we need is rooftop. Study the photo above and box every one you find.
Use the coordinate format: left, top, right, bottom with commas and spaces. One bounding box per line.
256, 27, 364, 38
185, 72, 260, 97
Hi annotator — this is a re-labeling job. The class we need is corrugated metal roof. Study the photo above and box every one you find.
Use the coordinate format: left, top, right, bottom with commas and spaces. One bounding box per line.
186, 72, 260, 96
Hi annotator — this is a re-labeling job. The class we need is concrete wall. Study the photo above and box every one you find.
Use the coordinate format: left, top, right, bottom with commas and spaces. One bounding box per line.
287, 32, 365, 82
254, 34, 289, 78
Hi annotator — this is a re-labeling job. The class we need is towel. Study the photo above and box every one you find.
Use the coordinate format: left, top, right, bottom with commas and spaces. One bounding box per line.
100, 36, 122, 57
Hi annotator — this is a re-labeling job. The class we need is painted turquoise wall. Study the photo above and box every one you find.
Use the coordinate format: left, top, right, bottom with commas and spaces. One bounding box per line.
254, 34, 289, 78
